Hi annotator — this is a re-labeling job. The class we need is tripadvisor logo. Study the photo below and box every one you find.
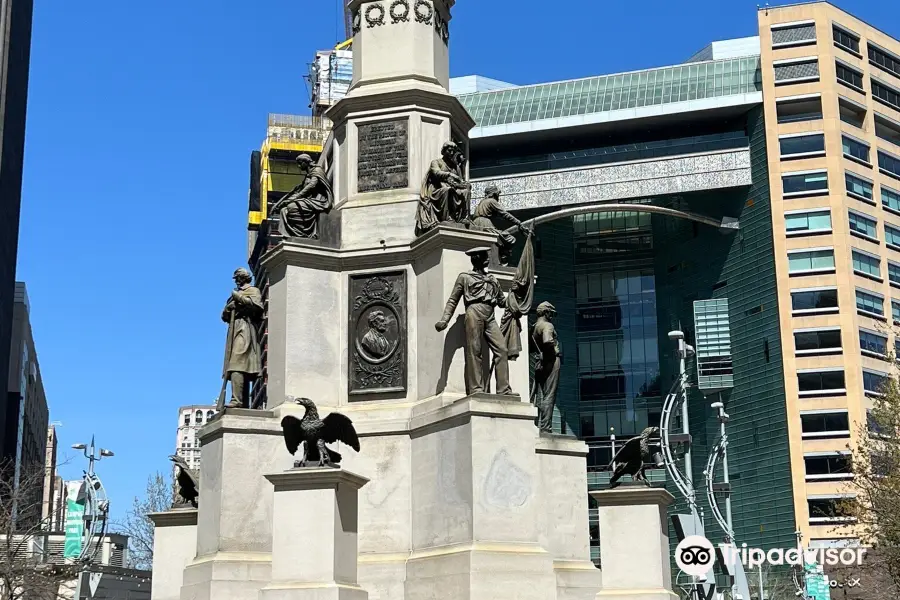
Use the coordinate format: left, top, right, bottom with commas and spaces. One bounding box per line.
675, 535, 867, 575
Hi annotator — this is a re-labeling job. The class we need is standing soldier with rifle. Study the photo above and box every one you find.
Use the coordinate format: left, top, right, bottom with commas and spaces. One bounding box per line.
218, 268, 264, 409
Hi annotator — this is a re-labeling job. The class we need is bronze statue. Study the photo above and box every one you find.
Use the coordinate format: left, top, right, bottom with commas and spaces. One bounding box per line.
219, 268, 264, 409
471, 184, 528, 266
280, 397, 361, 467
273, 153, 334, 239
435, 247, 513, 395
531, 302, 561, 433
608, 427, 662, 488
169, 455, 199, 508
415, 141, 471, 236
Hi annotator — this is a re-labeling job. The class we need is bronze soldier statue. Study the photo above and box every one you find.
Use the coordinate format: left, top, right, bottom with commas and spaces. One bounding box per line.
531, 301, 561, 433
471, 184, 528, 266
435, 247, 513, 395
273, 154, 334, 239
415, 141, 470, 236
220, 268, 264, 408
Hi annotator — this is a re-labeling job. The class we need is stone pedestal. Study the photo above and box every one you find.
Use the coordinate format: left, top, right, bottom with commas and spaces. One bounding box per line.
535, 434, 603, 600
590, 487, 679, 600
180, 409, 289, 600
259, 468, 369, 600
148, 508, 197, 600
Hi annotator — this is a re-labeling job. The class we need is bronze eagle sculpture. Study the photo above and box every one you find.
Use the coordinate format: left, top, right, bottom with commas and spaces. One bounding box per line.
280, 397, 361, 467
169, 454, 199, 508
608, 426, 661, 488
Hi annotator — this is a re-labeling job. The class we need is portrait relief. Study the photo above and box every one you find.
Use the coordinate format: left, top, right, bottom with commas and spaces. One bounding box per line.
348, 271, 408, 395
355, 305, 400, 363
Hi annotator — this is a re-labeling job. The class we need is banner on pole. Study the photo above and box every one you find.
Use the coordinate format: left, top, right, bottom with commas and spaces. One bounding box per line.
63, 481, 85, 559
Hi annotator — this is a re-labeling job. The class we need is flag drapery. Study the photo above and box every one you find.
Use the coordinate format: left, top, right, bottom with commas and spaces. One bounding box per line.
500, 232, 535, 360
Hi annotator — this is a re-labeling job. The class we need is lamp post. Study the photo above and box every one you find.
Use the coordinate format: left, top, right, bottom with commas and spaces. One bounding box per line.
70, 436, 113, 599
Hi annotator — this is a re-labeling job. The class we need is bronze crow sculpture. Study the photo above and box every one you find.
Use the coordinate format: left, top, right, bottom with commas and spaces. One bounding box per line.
169, 454, 199, 508
280, 397, 361, 467
608, 426, 661, 489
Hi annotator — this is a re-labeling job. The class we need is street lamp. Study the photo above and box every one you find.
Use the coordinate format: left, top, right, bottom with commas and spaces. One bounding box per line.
71, 436, 113, 476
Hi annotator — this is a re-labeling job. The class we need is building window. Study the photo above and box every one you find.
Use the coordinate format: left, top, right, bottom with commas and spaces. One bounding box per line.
774, 58, 820, 84
808, 497, 855, 524
889, 260, 900, 287
788, 249, 835, 275
842, 136, 870, 164
851, 249, 881, 279
777, 95, 823, 124
800, 410, 850, 439
791, 288, 838, 314
195, 410, 203, 424
794, 328, 842, 355
833, 26, 860, 54
773, 22, 817, 47
786, 210, 831, 235
207, 410, 215, 421
780, 133, 825, 158
848, 211, 877, 240
798, 369, 846, 396
839, 96, 867, 129
885, 223, 900, 249
863, 369, 889, 397
805, 453, 852, 480
783, 171, 828, 196
873, 79, 900, 112
183, 414, 190, 426
846, 172, 874, 201
859, 329, 888, 357
893, 299, 900, 323
878, 150, 900, 180
875, 113, 900, 147
884, 186, 900, 215
836, 61, 864, 91
856, 289, 885, 317
869, 43, 900, 80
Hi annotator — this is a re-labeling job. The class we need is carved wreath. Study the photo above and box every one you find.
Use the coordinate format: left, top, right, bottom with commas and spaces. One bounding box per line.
352, 10, 362, 34
414, 0, 433, 24
354, 352, 403, 388
390, 0, 410, 23
353, 277, 401, 312
366, 3, 386, 27
434, 10, 449, 42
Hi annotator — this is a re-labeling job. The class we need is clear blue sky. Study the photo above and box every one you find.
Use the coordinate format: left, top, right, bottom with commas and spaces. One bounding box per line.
16, 0, 900, 521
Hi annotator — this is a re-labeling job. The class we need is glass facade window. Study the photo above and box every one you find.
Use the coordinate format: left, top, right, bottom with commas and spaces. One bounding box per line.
794, 329, 841, 353
786, 210, 831, 234
893, 300, 900, 322
805, 454, 852, 479
798, 370, 845, 395
780, 134, 825, 157
846, 173, 874, 200
783, 171, 828, 195
792, 288, 838, 313
458, 56, 762, 129
878, 150, 900, 179
800, 411, 850, 438
869, 44, 900, 80
774, 59, 819, 83
856, 289, 884, 316
836, 62, 864, 90
789, 249, 835, 274
876, 114, 900, 147
852, 250, 881, 278
777, 96, 823, 124
873, 80, 900, 112
859, 329, 888, 356
848, 211, 876, 238
885, 223, 900, 248
834, 27, 860, 54
839, 97, 867, 129
773, 23, 816, 46
864, 370, 888, 396
842, 136, 870, 163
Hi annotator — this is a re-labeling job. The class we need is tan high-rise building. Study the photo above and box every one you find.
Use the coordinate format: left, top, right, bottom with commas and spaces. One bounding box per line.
759, 2, 900, 549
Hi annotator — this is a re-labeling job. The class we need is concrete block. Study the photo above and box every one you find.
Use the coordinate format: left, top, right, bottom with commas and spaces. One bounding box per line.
148, 508, 197, 600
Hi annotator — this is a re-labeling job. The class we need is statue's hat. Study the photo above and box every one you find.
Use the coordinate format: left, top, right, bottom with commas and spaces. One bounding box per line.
537, 301, 557, 314
465, 247, 491, 257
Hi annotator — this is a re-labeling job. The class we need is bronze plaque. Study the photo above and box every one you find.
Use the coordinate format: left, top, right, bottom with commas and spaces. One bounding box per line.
357, 119, 409, 193
349, 271, 407, 395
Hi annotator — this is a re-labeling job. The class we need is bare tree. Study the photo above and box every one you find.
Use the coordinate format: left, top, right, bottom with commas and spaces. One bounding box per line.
837, 371, 900, 598
0, 458, 78, 600
114, 473, 171, 570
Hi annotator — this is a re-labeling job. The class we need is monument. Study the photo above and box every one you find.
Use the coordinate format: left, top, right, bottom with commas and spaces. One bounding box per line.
148, 1, 680, 599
